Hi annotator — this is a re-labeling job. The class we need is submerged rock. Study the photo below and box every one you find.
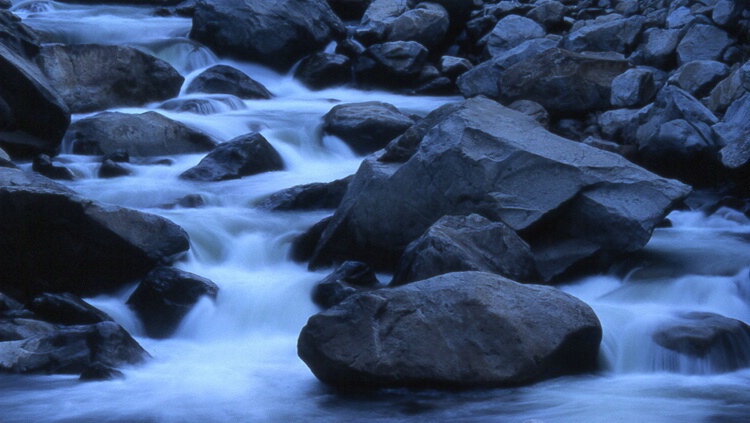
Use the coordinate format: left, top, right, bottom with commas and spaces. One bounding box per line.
179, 132, 283, 181
185, 65, 271, 99
298, 271, 602, 389
310, 97, 690, 281
127, 266, 218, 339
65, 111, 217, 157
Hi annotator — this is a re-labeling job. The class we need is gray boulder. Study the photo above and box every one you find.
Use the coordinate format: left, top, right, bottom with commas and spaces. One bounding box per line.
354, 41, 428, 89
559, 15, 645, 55
633, 27, 682, 69
180, 133, 283, 181
380, 101, 463, 162
0, 321, 149, 375
508, 100, 550, 129
526, 0, 565, 31
439, 56, 473, 81
189, 0, 345, 71
718, 94, 750, 178
185, 65, 271, 99
676, 24, 732, 65
0, 43, 70, 158
390, 214, 541, 286
497, 48, 632, 117
712, 0, 744, 28
457, 38, 557, 99
611, 68, 657, 108
127, 266, 219, 338
298, 271, 602, 389
0, 166, 190, 302
294, 53, 352, 90
35, 44, 184, 113
668, 60, 730, 98
65, 111, 217, 157
653, 312, 750, 373
310, 98, 689, 280
0, 319, 56, 342
597, 108, 640, 142
385, 2, 449, 49
635, 85, 722, 185
483, 14, 546, 58
355, 0, 409, 44
322, 101, 413, 155
704, 67, 746, 114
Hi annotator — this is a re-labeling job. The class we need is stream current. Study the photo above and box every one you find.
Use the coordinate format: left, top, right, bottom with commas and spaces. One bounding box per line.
3, 2, 750, 422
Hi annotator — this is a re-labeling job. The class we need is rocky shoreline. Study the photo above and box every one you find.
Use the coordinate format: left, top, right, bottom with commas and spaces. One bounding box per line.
1, 0, 750, 390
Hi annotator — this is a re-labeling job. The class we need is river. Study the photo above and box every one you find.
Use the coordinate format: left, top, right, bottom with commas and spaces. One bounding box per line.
3, 1, 750, 422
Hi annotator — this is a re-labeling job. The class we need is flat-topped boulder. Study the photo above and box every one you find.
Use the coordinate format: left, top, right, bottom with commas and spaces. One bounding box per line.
298, 271, 602, 389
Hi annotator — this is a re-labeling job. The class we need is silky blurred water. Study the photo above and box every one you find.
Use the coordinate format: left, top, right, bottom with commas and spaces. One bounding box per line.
3, 2, 750, 422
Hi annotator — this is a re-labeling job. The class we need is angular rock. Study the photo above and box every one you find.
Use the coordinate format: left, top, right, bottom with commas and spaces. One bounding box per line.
0, 166, 190, 302
705, 67, 745, 114
712, 0, 744, 28
0, 43, 70, 158
653, 312, 750, 373
497, 48, 632, 117
190, 0, 344, 71
668, 60, 730, 98
257, 176, 352, 211
0, 318, 56, 342
290, 216, 333, 263
633, 27, 682, 69
32, 154, 75, 181
484, 15, 546, 58
508, 100, 550, 129
298, 271, 602, 389
35, 44, 184, 113
180, 133, 283, 181
676, 24, 732, 65
322, 102, 413, 155
311, 261, 379, 309
354, 41, 428, 89
718, 95, 750, 178
310, 98, 690, 280
611, 68, 657, 108
294, 53, 352, 90
439, 56, 473, 81
0, 321, 149, 374
635, 85, 722, 185
559, 15, 645, 55
457, 38, 557, 99
185, 65, 271, 99
391, 214, 542, 286
385, 2, 449, 49
65, 111, 217, 157
127, 266, 218, 338
0, 10, 41, 58
355, 0, 409, 44
29, 292, 113, 326
380, 101, 463, 162
598, 108, 640, 142
526, 0, 565, 31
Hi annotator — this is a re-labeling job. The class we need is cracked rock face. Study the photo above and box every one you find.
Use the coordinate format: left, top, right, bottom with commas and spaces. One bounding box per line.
298, 271, 602, 389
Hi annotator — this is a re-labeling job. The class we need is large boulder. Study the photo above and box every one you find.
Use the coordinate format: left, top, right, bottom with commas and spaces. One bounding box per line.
309, 97, 690, 281
354, 0, 410, 44
559, 15, 645, 55
667, 60, 730, 98
497, 48, 632, 117
189, 0, 345, 71
675, 24, 732, 65
0, 167, 190, 302
633, 27, 682, 69
0, 43, 70, 158
127, 266, 218, 338
384, 2, 449, 49
0, 321, 149, 375
718, 94, 750, 180
390, 214, 541, 286
179, 132, 283, 181
322, 102, 413, 155
610, 68, 657, 108
257, 175, 352, 211
353, 41, 429, 89
35, 44, 184, 113
185, 65, 271, 99
298, 271, 602, 389
65, 111, 217, 157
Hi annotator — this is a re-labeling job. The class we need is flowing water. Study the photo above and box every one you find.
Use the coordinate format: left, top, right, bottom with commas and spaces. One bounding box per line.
3, 2, 750, 422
